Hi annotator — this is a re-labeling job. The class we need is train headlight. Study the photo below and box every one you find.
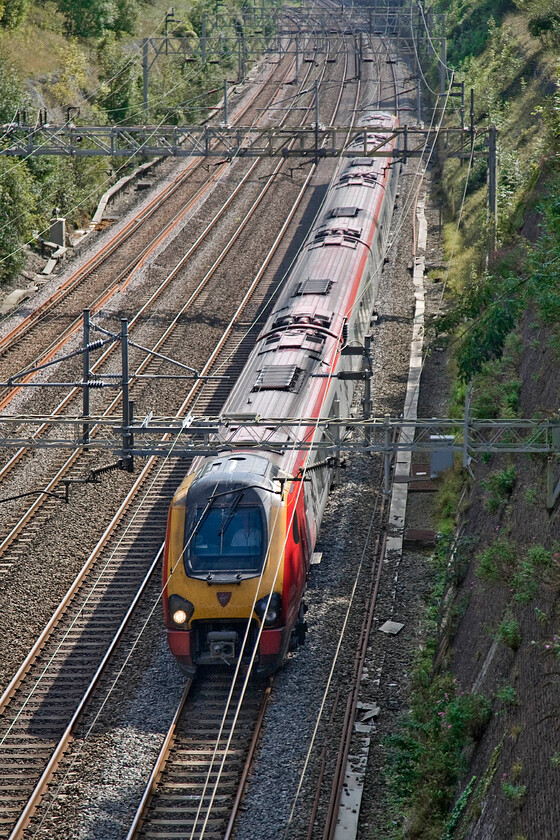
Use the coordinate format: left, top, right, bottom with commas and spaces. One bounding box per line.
168, 594, 194, 627
255, 592, 282, 627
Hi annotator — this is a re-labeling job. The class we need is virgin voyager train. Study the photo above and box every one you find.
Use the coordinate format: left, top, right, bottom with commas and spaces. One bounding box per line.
163, 113, 400, 675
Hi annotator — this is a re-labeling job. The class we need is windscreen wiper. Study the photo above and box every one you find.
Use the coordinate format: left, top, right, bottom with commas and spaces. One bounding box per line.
217, 489, 244, 537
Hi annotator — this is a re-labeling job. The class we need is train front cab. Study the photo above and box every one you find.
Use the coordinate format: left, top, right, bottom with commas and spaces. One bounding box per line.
163, 455, 310, 676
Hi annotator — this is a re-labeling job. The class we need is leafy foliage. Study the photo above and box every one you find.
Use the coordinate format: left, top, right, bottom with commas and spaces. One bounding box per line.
0, 157, 37, 282
477, 538, 518, 581
0, 0, 30, 29
385, 671, 491, 838
482, 466, 516, 511
515, 0, 560, 45
0, 56, 29, 122
428, 0, 516, 65
96, 33, 141, 122
497, 614, 522, 649
55, 0, 138, 37
476, 536, 545, 602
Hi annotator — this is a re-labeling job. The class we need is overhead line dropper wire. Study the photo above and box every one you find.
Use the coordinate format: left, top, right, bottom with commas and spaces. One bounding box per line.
0, 61, 210, 245
12, 96, 296, 834
188, 58, 369, 840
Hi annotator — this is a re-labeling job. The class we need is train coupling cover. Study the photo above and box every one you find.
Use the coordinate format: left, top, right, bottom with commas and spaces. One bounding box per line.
208, 631, 238, 662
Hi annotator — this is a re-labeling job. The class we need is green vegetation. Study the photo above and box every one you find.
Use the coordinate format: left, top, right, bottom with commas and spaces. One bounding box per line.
432, 467, 469, 535
384, 666, 491, 839
476, 538, 554, 602
383, 528, 489, 838
496, 614, 521, 649
496, 683, 517, 704
482, 466, 516, 512
0, 0, 279, 282
476, 538, 518, 581
501, 780, 527, 805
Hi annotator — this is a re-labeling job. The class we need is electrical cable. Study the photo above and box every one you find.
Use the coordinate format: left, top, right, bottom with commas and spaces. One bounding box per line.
186, 39, 359, 840
7, 38, 307, 834
0, 22, 245, 245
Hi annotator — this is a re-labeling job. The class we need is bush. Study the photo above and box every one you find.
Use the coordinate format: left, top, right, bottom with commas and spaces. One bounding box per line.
483, 466, 516, 511
477, 539, 518, 581
385, 672, 491, 836
501, 780, 527, 805
0, 0, 30, 28
511, 560, 539, 602
497, 615, 521, 649
496, 684, 517, 704
55, 0, 138, 37
0, 157, 37, 283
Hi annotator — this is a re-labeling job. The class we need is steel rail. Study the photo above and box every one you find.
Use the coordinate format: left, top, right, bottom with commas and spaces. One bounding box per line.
0, 50, 314, 558
0, 156, 263, 557
123, 28, 357, 840
0, 188, 288, 817
5, 546, 165, 840
0, 41, 336, 840
0, 44, 295, 358
0, 51, 300, 413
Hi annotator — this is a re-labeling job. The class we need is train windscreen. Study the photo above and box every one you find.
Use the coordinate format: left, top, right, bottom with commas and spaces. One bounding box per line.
187, 506, 264, 572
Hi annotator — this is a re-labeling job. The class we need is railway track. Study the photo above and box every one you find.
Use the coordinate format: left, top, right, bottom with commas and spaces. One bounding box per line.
0, 24, 360, 838
127, 674, 271, 840
0, 40, 304, 410
0, 8, 418, 838
0, 31, 334, 573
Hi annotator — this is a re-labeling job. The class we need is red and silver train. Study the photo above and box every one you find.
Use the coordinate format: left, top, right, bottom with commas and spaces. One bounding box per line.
163, 113, 400, 675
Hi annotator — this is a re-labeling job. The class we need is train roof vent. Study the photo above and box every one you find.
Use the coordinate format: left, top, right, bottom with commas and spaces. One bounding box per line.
338, 171, 378, 186
294, 278, 333, 296
330, 206, 359, 218
350, 157, 374, 166
253, 364, 302, 391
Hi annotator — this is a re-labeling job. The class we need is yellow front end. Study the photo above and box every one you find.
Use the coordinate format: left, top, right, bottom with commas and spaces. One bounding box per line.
163, 472, 288, 673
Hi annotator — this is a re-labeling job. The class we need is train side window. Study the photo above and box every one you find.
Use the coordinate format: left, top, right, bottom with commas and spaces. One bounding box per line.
292, 513, 300, 544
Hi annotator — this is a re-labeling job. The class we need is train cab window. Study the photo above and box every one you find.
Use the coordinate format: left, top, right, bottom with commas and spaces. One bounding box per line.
188, 506, 264, 573
292, 513, 300, 544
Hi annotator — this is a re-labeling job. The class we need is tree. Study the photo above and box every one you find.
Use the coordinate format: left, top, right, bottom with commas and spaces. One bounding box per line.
0, 0, 30, 29
55, 0, 137, 37
97, 34, 140, 122
0, 158, 37, 283
0, 57, 28, 122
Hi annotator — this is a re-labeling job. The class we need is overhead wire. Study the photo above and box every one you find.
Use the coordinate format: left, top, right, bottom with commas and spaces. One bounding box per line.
0, 18, 244, 247
185, 32, 357, 840
4, 15, 469, 838
0, 59, 224, 268
15, 63, 303, 834
185, 33, 409, 840
280, 38, 461, 833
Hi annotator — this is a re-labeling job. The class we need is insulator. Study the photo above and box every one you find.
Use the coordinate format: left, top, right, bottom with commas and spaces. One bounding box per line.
86, 339, 105, 351
87, 380, 105, 389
